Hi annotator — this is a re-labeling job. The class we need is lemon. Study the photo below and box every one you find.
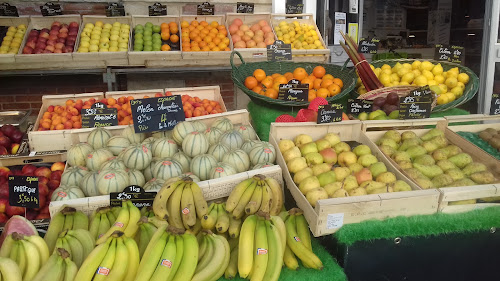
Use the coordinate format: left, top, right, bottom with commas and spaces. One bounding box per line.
306, 37, 314, 44
430, 85, 442, 96
437, 94, 449, 105
374, 68, 382, 77
399, 81, 410, 86
457, 73, 469, 84
391, 73, 400, 82
314, 40, 322, 47
414, 75, 428, 86
392, 81, 400, 86
412, 60, 422, 70
445, 92, 456, 102
412, 69, 421, 77
422, 70, 434, 81
401, 72, 415, 84
445, 77, 458, 89
283, 39, 291, 44
381, 68, 392, 75
450, 86, 463, 97
449, 67, 459, 75
370, 64, 375, 71
432, 63, 444, 76
392, 62, 403, 73
379, 74, 392, 86
434, 75, 445, 84
283, 34, 290, 40
356, 77, 362, 86
456, 82, 465, 90
397, 68, 410, 77
402, 63, 412, 69
279, 21, 288, 27
294, 41, 302, 48
381, 64, 392, 70
446, 70, 458, 78
438, 84, 448, 93
428, 80, 437, 86
420, 61, 434, 71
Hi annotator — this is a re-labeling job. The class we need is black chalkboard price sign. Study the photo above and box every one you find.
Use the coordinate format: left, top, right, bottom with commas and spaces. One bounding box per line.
358, 38, 379, 54
286, 3, 303, 14
409, 85, 433, 97
197, 2, 214, 15
8, 176, 39, 209
317, 104, 343, 124
0, 3, 19, 17
149, 3, 167, 16
110, 185, 156, 208
40, 2, 62, 16
130, 95, 185, 134
278, 79, 308, 102
236, 2, 254, 13
398, 95, 432, 120
490, 93, 500, 115
267, 40, 292, 61
434, 44, 464, 64
81, 102, 118, 128
106, 2, 125, 17
347, 99, 373, 115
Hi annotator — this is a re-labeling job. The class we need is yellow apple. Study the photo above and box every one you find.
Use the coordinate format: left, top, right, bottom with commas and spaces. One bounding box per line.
121, 24, 130, 30
109, 46, 118, 52
99, 37, 109, 43
85, 23, 94, 29
80, 41, 90, 48
99, 48, 109, 52
81, 36, 90, 43
95, 21, 104, 27
110, 30, 120, 36
101, 32, 110, 39
118, 47, 128, 52
118, 42, 128, 48
112, 22, 121, 27
78, 47, 89, 53
109, 41, 119, 47
89, 45, 99, 52
90, 39, 99, 45
99, 42, 110, 49
110, 34, 119, 41
103, 23, 113, 29
90, 34, 100, 40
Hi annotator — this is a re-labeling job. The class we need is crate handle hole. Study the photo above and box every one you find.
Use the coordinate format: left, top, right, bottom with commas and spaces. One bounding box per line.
394, 237, 402, 245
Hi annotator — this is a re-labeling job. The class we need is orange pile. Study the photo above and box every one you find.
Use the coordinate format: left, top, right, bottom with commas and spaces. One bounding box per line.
160, 22, 180, 51
180, 20, 230, 52
244, 66, 344, 101
39, 99, 88, 130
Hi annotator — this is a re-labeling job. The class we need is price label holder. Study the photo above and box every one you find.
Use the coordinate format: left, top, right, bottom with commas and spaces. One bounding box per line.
40, 2, 62, 16
347, 99, 373, 115
106, 3, 125, 17
0, 3, 19, 17
149, 2, 167, 16
9, 176, 39, 209
286, 3, 303, 14
278, 79, 308, 102
358, 38, 379, 54
267, 40, 292, 61
130, 95, 185, 134
197, 2, 214, 15
434, 44, 464, 64
408, 85, 433, 97
237, 2, 254, 13
81, 102, 118, 128
399, 95, 432, 120
490, 93, 500, 115
317, 104, 343, 124
110, 185, 156, 208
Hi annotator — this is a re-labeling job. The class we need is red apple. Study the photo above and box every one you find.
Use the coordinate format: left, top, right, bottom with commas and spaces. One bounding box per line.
66, 38, 75, 45
0, 182, 8, 198
45, 45, 55, 52
55, 42, 64, 50
5, 204, 25, 217
22, 165, 37, 176
51, 25, 60, 32
25, 209, 37, 220
34, 48, 43, 54
29, 30, 39, 37
10, 130, 23, 143
27, 36, 37, 43
22, 46, 33, 54
68, 30, 78, 36
61, 24, 68, 29
10, 143, 20, 154
47, 180, 60, 190
49, 30, 58, 36
0, 177, 6, 185
39, 205, 50, 214
50, 162, 65, 172
59, 27, 68, 34
67, 34, 76, 41
42, 50, 52, 54
38, 176, 49, 185
35, 43, 46, 50
51, 21, 61, 28
38, 37, 47, 44
0, 125, 15, 137
48, 34, 58, 41
50, 170, 62, 181
40, 32, 49, 39
0, 146, 8, 155
0, 135, 11, 148
38, 183, 49, 197
0, 167, 9, 179
26, 41, 36, 49
53, 49, 62, 53
34, 167, 51, 178
0, 213, 8, 223
40, 28, 49, 33
56, 38, 65, 44
0, 199, 7, 213
58, 32, 68, 39
46, 40, 56, 46
69, 22, 79, 29
64, 46, 74, 53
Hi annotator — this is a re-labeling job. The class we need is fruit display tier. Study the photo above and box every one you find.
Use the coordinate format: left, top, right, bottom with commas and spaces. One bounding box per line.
0, 16, 29, 63
231, 51, 356, 107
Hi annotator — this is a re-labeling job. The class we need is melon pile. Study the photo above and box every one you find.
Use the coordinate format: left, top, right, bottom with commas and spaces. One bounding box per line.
54, 117, 276, 201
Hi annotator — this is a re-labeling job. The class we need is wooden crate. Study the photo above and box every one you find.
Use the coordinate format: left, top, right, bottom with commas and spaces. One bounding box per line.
128, 15, 182, 66
270, 14, 330, 62
0, 16, 30, 64
225, 13, 272, 61
438, 185, 500, 213
72, 16, 131, 66
0, 152, 66, 167
445, 114, 500, 134
28, 92, 105, 152
269, 121, 440, 237
15, 15, 81, 64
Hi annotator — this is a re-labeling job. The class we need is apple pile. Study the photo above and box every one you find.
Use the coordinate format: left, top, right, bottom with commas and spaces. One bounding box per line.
0, 125, 24, 155
22, 21, 79, 54
77, 21, 130, 53
279, 133, 412, 207
0, 25, 27, 54
228, 18, 275, 48
0, 162, 65, 222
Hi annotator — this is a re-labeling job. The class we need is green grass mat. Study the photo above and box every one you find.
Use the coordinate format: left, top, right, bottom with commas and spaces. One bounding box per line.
456, 131, 500, 160
217, 238, 347, 281
333, 207, 500, 246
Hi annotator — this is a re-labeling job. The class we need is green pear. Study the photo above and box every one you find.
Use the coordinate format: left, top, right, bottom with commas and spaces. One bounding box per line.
333, 167, 351, 181
431, 174, 454, 188
401, 131, 417, 141
406, 145, 427, 159
462, 162, 487, 176
348, 163, 364, 173
448, 199, 477, 205
376, 138, 398, 150
324, 133, 341, 146
343, 175, 359, 191
445, 168, 464, 181
429, 135, 448, 148
333, 142, 351, 154
332, 188, 349, 198
383, 130, 401, 144
324, 182, 343, 197
413, 163, 443, 179
299, 142, 318, 156
379, 145, 396, 157
338, 151, 358, 167
368, 110, 385, 120
315, 139, 331, 151
298, 176, 320, 194
360, 180, 386, 194
305, 152, 323, 165
294, 134, 313, 146
358, 112, 368, 121
413, 154, 436, 166
374, 115, 388, 120
287, 157, 308, 173
392, 151, 411, 163
404, 168, 425, 179
421, 128, 444, 141
317, 171, 337, 187
398, 161, 413, 170
353, 144, 372, 156
435, 145, 463, 159
357, 154, 378, 167
388, 110, 399, 119
391, 180, 412, 192
305, 187, 328, 207
376, 172, 397, 184
293, 167, 313, 184
470, 171, 496, 184
436, 159, 457, 171
399, 138, 422, 151
422, 140, 439, 153
283, 146, 301, 162
448, 153, 473, 169
451, 178, 476, 187
432, 148, 449, 161
349, 187, 368, 196
414, 176, 434, 189
369, 162, 387, 178
312, 163, 333, 176
368, 186, 392, 194
278, 139, 295, 153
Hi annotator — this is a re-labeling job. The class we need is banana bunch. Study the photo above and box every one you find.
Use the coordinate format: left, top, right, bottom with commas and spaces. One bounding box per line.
238, 212, 285, 281
0, 257, 22, 281
75, 231, 139, 281
201, 203, 242, 237
192, 231, 230, 281
153, 177, 208, 230
32, 248, 77, 281
140, 206, 155, 218
53, 229, 95, 268
96, 200, 141, 245
281, 209, 323, 270
0, 232, 50, 281
134, 216, 166, 258
224, 239, 239, 279
134, 226, 199, 281
45, 206, 89, 253
89, 206, 116, 241
226, 175, 283, 219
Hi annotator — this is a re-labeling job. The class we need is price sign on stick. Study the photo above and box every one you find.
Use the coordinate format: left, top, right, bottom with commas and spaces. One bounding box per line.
81, 102, 118, 128
490, 93, 500, 115
237, 2, 254, 13
434, 44, 464, 64
278, 79, 308, 102
317, 104, 343, 124
286, 3, 303, 14
358, 38, 379, 54
106, 2, 125, 17
40, 2, 62, 16
197, 2, 214, 15
110, 185, 156, 208
267, 40, 292, 61
399, 95, 432, 120
347, 99, 372, 115
409, 85, 433, 97
9, 176, 39, 208
149, 3, 167, 16
130, 95, 185, 134
0, 3, 19, 17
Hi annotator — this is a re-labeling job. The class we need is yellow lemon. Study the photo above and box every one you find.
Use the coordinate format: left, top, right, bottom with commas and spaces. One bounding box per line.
438, 84, 448, 93
446, 70, 458, 78
392, 81, 400, 86
434, 75, 445, 84
414, 75, 428, 86
397, 68, 410, 77
422, 70, 434, 81
381, 64, 392, 70
412, 60, 422, 70
374, 68, 382, 77
456, 82, 465, 90
391, 73, 400, 82
401, 72, 415, 84
445, 77, 458, 89
450, 86, 464, 97
428, 80, 437, 86
449, 67, 459, 75
420, 61, 434, 71
402, 63, 412, 69
399, 81, 410, 86
392, 62, 403, 73
437, 94, 449, 105
457, 73, 470, 84
379, 74, 392, 86
382, 68, 392, 75
370, 64, 375, 71
279, 21, 288, 27
356, 77, 362, 86
412, 69, 422, 77
445, 92, 456, 102
432, 63, 444, 76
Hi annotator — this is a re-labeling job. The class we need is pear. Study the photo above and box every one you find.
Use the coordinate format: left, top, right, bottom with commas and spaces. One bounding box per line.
382, 130, 402, 144
294, 134, 313, 146
398, 161, 413, 170
432, 148, 449, 161
358, 112, 368, 121
406, 145, 427, 159
315, 139, 331, 151
379, 145, 396, 157
354, 168, 372, 185
369, 162, 387, 178
462, 162, 487, 176
422, 140, 439, 153
324, 182, 343, 197
349, 187, 368, 196
368, 186, 392, 194
353, 144, 372, 156
391, 180, 412, 192
305, 152, 323, 165
414, 154, 436, 166
470, 171, 496, 184
343, 175, 359, 191
399, 138, 422, 151
293, 167, 313, 184
305, 188, 328, 207
479, 131, 493, 141
443, 145, 463, 157
368, 110, 386, 120
401, 131, 417, 141
392, 151, 411, 163
357, 154, 378, 167
445, 168, 465, 181
332, 188, 349, 198
338, 151, 358, 167
413, 163, 443, 179
429, 135, 448, 148
421, 128, 444, 141
485, 128, 498, 135
317, 171, 337, 187
287, 157, 308, 173
348, 163, 364, 173
376, 172, 397, 184
448, 199, 477, 205
376, 138, 398, 150
298, 176, 320, 194
404, 168, 425, 179
431, 174, 454, 188
283, 146, 301, 162
312, 163, 333, 176
299, 142, 318, 156
448, 153, 473, 169
436, 159, 457, 171
414, 176, 434, 189
333, 167, 351, 181
278, 139, 295, 153
319, 148, 338, 164
360, 181, 386, 194
324, 133, 341, 146
451, 178, 476, 186
333, 142, 351, 154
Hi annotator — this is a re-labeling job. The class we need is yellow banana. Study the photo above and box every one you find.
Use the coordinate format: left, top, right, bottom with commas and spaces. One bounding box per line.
89, 213, 101, 240
270, 216, 286, 256
63, 253, 78, 281
0, 256, 22, 281
65, 234, 84, 268
17, 241, 26, 277
195, 235, 213, 269
106, 236, 128, 281
20, 239, 41, 281
192, 234, 228, 281
250, 219, 268, 281
215, 204, 230, 233
245, 182, 263, 215
166, 235, 184, 281
150, 234, 177, 281
296, 214, 312, 251
170, 233, 198, 281
265, 177, 283, 216
96, 201, 130, 245
187, 218, 202, 235
106, 210, 117, 226
124, 201, 141, 237
224, 246, 238, 279
63, 213, 74, 231
228, 215, 242, 239
189, 181, 208, 218
167, 183, 185, 229
260, 182, 272, 214
34, 253, 64, 281
153, 180, 184, 220
201, 203, 217, 230
135, 231, 168, 281
97, 214, 111, 240
31, 252, 58, 281
44, 210, 65, 253
148, 216, 169, 228
0, 235, 14, 257
209, 234, 230, 281
123, 236, 140, 281
74, 236, 112, 281
238, 215, 257, 278
226, 177, 255, 212
72, 211, 89, 230
283, 245, 299, 270
93, 239, 117, 281
232, 180, 258, 219
285, 215, 323, 270
181, 184, 197, 228
66, 229, 96, 262
262, 220, 283, 281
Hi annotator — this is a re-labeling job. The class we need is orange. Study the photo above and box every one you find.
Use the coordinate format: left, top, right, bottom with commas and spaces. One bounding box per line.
308, 75, 317, 82
161, 44, 171, 51
253, 69, 266, 82
212, 47, 221, 51
191, 20, 199, 27
284, 72, 294, 81
272, 82, 282, 92
323, 74, 334, 80
196, 25, 204, 31
332, 78, 343, 88
252, 85, 263, 94
274, 75, 288, 85
313, 79, 323, 90
328, 83, 341, 96
321, 79, 334, 89
264, 88, 278, 99
317, 88, 329, 99
271, 73, 281, 79
244, 76, 259, 89
202, 46, 211, 51
313, 66, 326, 78
261, 76, 273, 88
213, 37, 222, 45
210, 21, 219, 28
204, 36, 213, 43
199, 41, 207, 48
301, 78, 314, 89
200, 21, 209, 27
181, 21, 189, 28
170, 26, 179, 34
161, 23, 169, 30
308, 89, 317, 102
161, 31, 170, 41
169, 22, 177, 29
293, 67, 308, 80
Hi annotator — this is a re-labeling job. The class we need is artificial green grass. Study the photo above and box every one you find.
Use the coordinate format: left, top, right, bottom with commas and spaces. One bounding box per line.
456, 131, 500, 160
217, 238, 347, 281
333, 207, 500, 246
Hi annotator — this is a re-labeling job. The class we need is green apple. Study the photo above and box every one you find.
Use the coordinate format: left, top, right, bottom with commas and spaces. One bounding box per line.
135, 24, 144, 30
134, 38, 144, 45
134, 44, 143, 51
144, 29, 153, 37
143, 45, 153, 51
145, 22, 153, 29
134, 33, 143, 40
144, 40, 153, 47
153, 25, 161, 33
353, 144, 371, 156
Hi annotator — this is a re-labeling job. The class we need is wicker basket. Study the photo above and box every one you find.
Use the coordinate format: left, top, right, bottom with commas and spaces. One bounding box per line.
367, 59, 479, 112
358, 85, 438, 109
231, 51, 357, 107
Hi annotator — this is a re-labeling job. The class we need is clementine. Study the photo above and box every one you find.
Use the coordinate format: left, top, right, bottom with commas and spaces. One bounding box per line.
293, 67, 308, 80
313, 66, 326, 78
244, 76, 259, 89
332, 78, 344, 88
253, 69, 266, 82
316, 88, 329, 99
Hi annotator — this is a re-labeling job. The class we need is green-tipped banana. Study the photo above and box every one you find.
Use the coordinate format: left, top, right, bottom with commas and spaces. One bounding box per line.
238, 215, 257, 278
201, 204, 217, 230
150, 235, 177, 281
72, 211, 89, 231
295, 214, 312, 251
285, 215, 323, 270
153, 180, 184, 220
124, 201, 141, 238
0, 256, 22, 281
97, 213, 111, 241
226, 178, 254, 212
262, 220, 283, 281
63, 213, 74, 231
31, 252, 58, 281
0, 235, 15, 257
170, 233, 198, 281
96, 201, 130, 245
66, 229, 95, 262
190, 181, 208, 218
64, 254, 78, 281
265, 177, 283, 216
89, 213, 101, 240
134, 231, 168, 281
74, 237, 112, 281
44, 210, 65, 253
232, 180, 258, 219
65, 234, 84, 268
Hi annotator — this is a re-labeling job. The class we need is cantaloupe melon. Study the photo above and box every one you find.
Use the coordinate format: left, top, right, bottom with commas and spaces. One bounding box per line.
87, 127, 112, 149
252, 162, 274, 170
106, 136, 131, 156
172, 151, 191, 173
192, 120, 207, 132
122, 125, 146, 144
236, 125, 257, 140
222, 149, 250, 173
61, 166, 90, 186
141, 137, 157, 150
67, 143, 93, 166
208, 143, 230, 162
128, 169, 146, 187
152, 158, 183, 180
190, 154, 217, 181
142, 157, 159, 182
152, 130, 173, 139
219, 130, 244, 150
143, 178, 166, 191
241, 140, 262, 154
249, 142, 276, 165
80, 171, 100, 197
86, 148, 114, 171
51, 185, 85, 201
96, 170, 129, 195
100, 157, 127, 171
121, 144, 152, 170
182, 131, 209, 157
209, 162, 237, 179
152, 138, 178, 158
211, 117, 233, 132
204, 127, 223, 145
172, 121, 198, 145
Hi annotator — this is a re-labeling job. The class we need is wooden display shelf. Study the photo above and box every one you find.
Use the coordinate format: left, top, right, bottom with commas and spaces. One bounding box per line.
0, 16, 30, 64
225, 13, 272, 62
